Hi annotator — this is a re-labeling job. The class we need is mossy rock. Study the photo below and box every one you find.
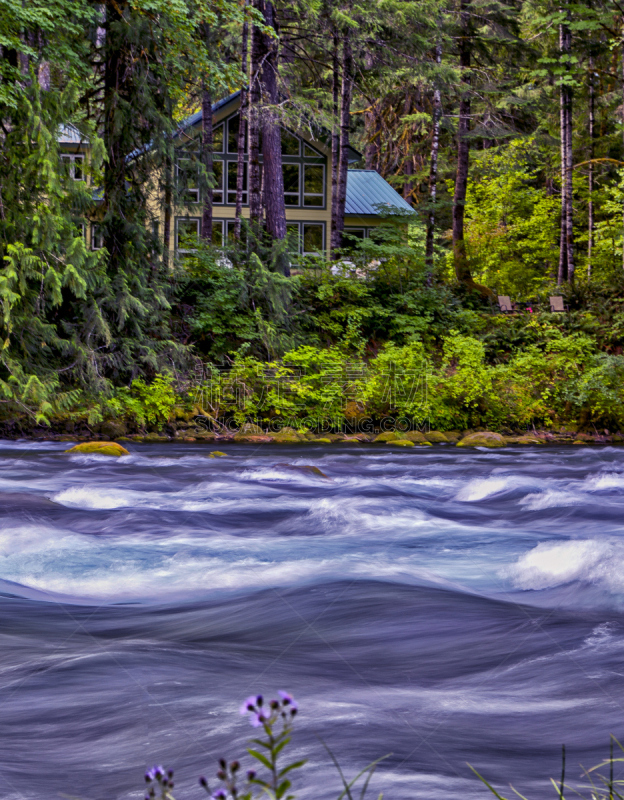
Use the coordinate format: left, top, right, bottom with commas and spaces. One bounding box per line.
388, 439, 415, 447
66, 441, 129, 457
239, 422, 264, 435
572, 439, 588, 445
424, 431, 449, 444
313, 438, 332, 444
505, 436, 543, 445
456, 431, 506, 448
271, 426, 307, 443
404, 431, 428, 443
373, 431, 399, 443
273, 433, 306, 443
209, 451, 228, 457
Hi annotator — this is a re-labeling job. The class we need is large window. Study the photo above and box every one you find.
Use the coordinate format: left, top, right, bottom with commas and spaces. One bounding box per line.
227, 116, 246, 154
213, 125, 224, 153
176, 218, 200, 252
61, 154, 84, 181
227, 161, 247, 205
286, 222, 325, 255
212, 160, 224, 204
176, 156, 200, 203
91, 224, 105, 251
281, 129, 300, 156
303, 165, 324, 207
176, 218, 229, 250
282, 164, 300, 206
175, 115, 326, 208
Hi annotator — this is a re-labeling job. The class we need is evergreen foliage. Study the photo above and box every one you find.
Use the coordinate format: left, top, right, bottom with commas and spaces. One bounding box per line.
4, 0, 624, 430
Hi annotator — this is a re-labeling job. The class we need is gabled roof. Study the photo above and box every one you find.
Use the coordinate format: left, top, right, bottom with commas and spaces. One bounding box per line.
58, 123, 85, 145
177, 91, 361, 162
345, 170, 414, 216
174, 92, 241, 139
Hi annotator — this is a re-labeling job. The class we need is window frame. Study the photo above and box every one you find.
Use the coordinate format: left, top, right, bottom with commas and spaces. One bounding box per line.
282, 163, 301, 207
61, 153, 85, 181
226, 160, 248, 205
91, 223, 104, 251
176, 154, 201, 204
285, 222, 326, 256
175, 217, 201, 253
302, 163, 325, 208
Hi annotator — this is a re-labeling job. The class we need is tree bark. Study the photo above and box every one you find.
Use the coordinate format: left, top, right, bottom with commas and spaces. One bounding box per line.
588, 52, 594, 279
452, 0, 474, 286
563, 9, 574, 283
234, 8, 249, 241
258, 0, 286, 247
163, 149, 172, 264
331, 32, 339, 245
331, 29, 352, 253
248, 10, 262, 225
364, 102, 380, 171
200, 29, 213, 243
103, 0, 127, 275
558, 17, 567, 285
425, 40, 442, 272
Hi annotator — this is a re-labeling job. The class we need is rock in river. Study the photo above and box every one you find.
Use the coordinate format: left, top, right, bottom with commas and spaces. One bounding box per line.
456, 431, 506, 448
65, 441, 130, 457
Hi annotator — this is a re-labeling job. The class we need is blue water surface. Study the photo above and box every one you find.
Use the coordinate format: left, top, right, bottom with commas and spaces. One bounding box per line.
1, 440, 623, 799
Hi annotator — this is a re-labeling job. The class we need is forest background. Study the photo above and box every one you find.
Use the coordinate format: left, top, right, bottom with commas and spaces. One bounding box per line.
3, 0, 624, 435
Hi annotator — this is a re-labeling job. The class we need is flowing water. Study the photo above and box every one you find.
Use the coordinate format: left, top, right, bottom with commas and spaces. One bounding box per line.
1, 440, 624, 800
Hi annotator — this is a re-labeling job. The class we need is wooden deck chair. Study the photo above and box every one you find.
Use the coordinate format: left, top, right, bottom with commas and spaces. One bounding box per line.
549, 296, 568, 313
497, 295, 514, 313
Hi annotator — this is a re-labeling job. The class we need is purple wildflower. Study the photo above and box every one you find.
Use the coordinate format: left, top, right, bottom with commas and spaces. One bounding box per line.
249, 708, 271, 728
278, 691, 298, 712
145, 766, 165, 782
211, 790, 227, 800
239, 695, 258, 715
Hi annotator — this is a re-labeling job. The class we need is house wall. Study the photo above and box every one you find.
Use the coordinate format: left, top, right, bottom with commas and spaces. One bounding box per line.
61, 98, 390, 260
171, 99, 335, 257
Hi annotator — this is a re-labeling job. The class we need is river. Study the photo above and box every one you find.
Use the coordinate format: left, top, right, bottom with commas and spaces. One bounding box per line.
1, 440, 623, 800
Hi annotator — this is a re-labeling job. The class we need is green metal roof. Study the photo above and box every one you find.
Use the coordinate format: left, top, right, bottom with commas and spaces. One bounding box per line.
345, 169, 414, 216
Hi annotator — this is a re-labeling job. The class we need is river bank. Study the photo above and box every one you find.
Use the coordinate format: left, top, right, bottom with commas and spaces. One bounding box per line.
1, 420, 621, 447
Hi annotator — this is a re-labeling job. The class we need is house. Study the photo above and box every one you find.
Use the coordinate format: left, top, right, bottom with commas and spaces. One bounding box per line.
59, 92, 414, 258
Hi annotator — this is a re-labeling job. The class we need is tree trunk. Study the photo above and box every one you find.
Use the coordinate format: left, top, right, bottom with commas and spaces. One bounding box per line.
248, 10, 262, 225
588, 52, 594, 279
425, 40, 442, 272
563, 9, 574, 283
364, 102, 380, 171
331, 32, 339, 246
258, 0, 286, 247
452, 0, 474, 286
103, 0, 127, 275
200, 44, 213, 242
558, 17, 567, 285
234, 9, 249, 241
163, 149, 172, 264
621, 15, 624, 272
331, 29, 352, 253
